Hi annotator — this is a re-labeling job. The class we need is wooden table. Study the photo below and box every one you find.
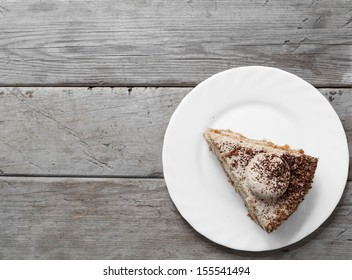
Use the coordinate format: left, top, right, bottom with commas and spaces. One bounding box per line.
0, 0, 351, 259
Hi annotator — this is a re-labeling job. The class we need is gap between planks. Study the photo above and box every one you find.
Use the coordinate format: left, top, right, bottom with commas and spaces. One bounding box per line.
0, 174, 164, 179
0, 175, 351, 187
0, 83, 197, 88
0, 84, 352, 89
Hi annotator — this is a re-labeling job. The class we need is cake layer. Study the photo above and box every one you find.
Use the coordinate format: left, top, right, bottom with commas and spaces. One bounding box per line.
204, 128, 318, 233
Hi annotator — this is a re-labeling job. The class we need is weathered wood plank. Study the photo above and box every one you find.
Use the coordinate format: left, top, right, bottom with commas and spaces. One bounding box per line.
0, 87, 188, 177
0, 87, 351, 178
0, 177, 351, 259
0, 0, 351, 86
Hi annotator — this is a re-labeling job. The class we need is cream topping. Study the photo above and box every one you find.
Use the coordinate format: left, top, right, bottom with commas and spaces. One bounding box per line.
211, 132, 294, 224
205, 128, 317, 232
245, 153, 290, 201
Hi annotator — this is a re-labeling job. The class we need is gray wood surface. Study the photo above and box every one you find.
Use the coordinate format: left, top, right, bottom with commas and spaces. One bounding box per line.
0, 87, 188, 177
0, 177, 351, 260
0, 0, 351, 86
0, 0, 351, 260
0, 87, 351, 178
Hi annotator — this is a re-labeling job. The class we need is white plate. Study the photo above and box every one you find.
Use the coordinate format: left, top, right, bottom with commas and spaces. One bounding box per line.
162, 66, 349, 251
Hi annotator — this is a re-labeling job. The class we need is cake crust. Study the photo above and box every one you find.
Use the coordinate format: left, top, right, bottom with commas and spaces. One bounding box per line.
204, 128, 318, 233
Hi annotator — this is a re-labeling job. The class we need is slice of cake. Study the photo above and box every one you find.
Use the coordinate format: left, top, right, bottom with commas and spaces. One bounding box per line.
203, 128, 318, 233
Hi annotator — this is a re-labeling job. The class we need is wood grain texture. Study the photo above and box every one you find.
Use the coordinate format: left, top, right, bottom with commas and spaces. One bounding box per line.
0, 87, 351, 178
0, 87, 188, 177
0, 177, 351, 260
0, 0, 351, 86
